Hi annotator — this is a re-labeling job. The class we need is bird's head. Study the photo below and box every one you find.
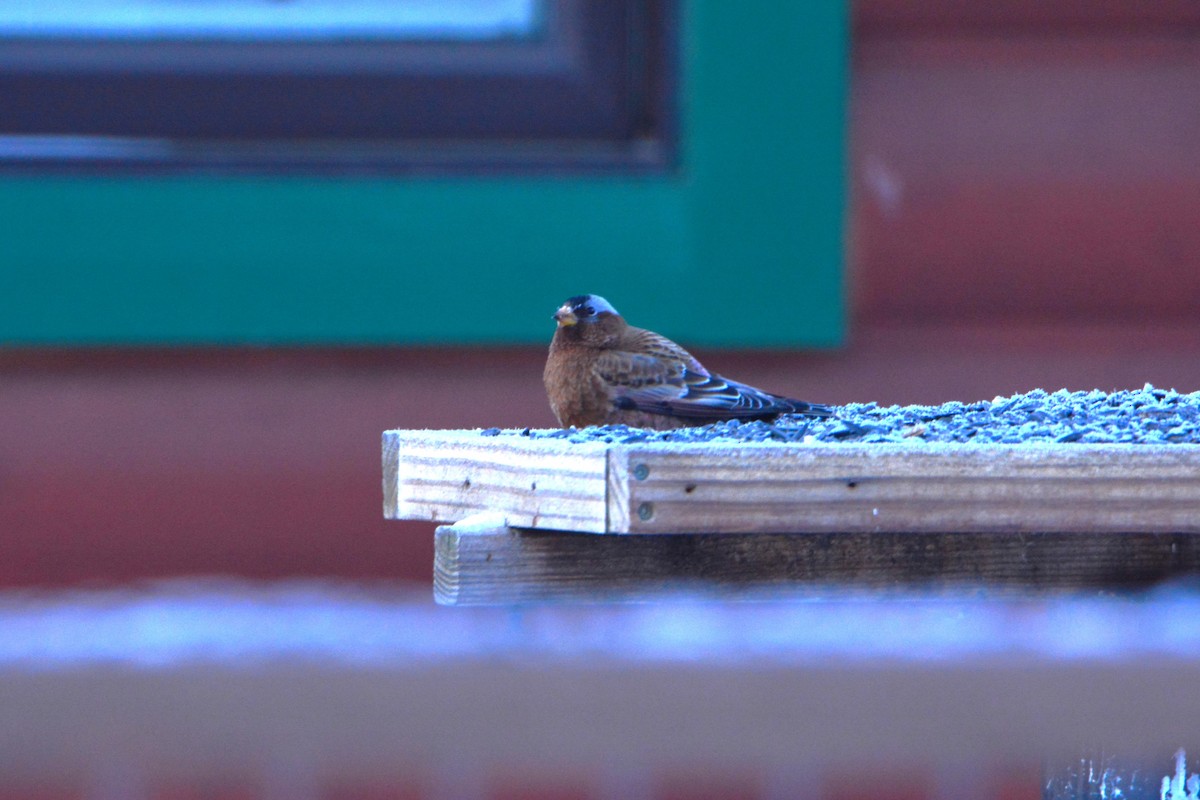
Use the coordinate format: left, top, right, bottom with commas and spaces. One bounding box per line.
552, 294, 623, 345
553, 294, 619, 328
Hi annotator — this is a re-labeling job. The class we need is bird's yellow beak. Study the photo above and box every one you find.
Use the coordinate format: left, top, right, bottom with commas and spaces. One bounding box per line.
554, 304, 578, 327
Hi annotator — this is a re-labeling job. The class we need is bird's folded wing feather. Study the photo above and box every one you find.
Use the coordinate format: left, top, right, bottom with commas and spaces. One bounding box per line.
595, 330, 809, 419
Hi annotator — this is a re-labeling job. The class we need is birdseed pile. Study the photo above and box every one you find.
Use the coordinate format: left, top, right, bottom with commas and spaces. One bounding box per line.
481, 385, 1200, 445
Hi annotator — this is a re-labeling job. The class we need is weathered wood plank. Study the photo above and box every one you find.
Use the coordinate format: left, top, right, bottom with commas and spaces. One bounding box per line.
387, 430, 1200, 534
614, 443, 1200, 533
385, 430, 611, 532
434, 516, 1200, 605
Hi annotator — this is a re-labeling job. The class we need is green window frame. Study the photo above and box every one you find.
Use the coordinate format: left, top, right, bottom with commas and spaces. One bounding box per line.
0, 2, 846, 347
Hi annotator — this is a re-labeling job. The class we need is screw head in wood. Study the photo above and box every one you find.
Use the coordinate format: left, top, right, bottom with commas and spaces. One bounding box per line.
633, 463, 650, 480
637, 502, 654, 521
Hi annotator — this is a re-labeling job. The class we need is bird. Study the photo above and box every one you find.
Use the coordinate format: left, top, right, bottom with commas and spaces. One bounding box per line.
543, 294, 833, 430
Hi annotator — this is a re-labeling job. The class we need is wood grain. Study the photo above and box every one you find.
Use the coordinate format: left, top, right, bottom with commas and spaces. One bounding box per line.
387, 431, 1200, 534
386, 430, 611, 533
434, 516, 1200, 605
615, 443, 1200, 534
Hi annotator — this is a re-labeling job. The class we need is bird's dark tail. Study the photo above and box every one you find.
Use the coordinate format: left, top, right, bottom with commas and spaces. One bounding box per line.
777, 398, 835, 418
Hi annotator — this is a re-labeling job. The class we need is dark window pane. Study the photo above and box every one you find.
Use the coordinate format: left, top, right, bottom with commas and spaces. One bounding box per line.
0, 0, 676, 174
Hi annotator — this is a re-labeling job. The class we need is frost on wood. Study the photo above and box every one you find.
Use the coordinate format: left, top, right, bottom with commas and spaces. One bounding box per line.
1163, 749, 1200, 800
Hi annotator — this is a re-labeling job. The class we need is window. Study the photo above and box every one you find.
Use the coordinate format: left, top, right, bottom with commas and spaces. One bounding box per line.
0, 3, 847, 348
0, 0, 676, 174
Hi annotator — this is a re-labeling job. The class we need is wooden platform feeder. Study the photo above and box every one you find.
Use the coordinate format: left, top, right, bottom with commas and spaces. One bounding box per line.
383, 429, 1200, 605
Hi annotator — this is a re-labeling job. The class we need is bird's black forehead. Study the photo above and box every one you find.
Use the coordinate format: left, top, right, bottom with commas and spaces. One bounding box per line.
565, 294, 594, 309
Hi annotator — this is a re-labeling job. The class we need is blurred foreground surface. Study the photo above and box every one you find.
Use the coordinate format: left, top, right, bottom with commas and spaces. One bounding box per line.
3, 580, 1200, 799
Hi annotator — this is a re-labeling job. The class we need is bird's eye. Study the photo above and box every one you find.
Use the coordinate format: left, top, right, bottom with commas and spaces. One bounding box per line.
581, 306, 595, 316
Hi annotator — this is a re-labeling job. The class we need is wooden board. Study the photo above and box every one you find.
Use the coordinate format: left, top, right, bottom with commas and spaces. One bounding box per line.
384, 429, 612, 532
385, 429, 1200, 534
434, 515, 1200, 605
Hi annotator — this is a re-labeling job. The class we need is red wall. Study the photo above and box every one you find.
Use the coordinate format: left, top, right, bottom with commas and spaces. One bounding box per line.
852, 0, 1200, 322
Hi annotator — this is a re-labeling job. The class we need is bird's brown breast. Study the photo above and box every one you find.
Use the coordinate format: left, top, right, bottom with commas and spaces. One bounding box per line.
544, 334, 614, 428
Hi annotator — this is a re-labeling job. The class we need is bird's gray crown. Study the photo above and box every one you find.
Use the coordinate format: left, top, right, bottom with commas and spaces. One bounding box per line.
566, 294, 618, 317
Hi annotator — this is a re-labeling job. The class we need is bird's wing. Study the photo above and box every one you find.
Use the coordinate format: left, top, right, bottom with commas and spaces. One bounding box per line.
595, 329, 829, 419
592, 347, 695, 409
